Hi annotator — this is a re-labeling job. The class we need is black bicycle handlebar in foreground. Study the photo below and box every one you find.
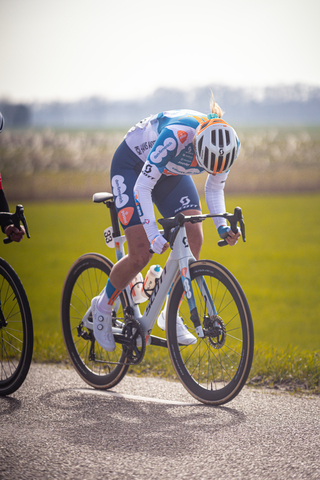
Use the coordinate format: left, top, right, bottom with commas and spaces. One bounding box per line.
0, 205, 31, 244
157, 207, 246, 250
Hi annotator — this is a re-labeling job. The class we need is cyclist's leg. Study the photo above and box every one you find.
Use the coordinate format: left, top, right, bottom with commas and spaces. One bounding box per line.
153, 175, 203, 259
182, 209, 203, 260
109, 141, 152, 292
92, 143, 152, 350
109, 224, 151, 291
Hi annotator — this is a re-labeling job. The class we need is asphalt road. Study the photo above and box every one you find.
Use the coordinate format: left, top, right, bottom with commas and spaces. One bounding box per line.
1, 364, 319, 480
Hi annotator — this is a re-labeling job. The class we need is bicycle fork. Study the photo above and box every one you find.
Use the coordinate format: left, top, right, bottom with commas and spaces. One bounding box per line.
170, 228, 205, 338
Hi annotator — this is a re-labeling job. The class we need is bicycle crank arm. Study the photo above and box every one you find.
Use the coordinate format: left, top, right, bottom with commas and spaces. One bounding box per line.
150, 335, 168, 348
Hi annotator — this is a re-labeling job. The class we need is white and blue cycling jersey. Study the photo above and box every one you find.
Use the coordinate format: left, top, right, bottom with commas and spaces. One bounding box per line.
110, 109, 236, 244
125, 109, 207, 176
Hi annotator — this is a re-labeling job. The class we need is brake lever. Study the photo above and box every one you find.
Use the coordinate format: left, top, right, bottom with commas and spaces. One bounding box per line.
218, 207, 246, 247
17, 205, 31, 239
3, 205, 30, 244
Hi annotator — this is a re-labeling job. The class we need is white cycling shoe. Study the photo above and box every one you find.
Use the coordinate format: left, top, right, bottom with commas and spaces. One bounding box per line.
157, 310, 197, 345
91, 297, 116, 352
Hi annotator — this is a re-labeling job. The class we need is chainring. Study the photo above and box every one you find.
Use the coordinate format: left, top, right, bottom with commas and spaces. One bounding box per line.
122, 317, 146, 365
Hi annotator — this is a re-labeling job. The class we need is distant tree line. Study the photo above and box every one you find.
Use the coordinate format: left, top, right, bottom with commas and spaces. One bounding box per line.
0, 102, 31, 128
1, 83, 320, 129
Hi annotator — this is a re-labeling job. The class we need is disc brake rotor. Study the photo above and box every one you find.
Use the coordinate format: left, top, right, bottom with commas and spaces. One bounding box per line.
203, 315, 226, 349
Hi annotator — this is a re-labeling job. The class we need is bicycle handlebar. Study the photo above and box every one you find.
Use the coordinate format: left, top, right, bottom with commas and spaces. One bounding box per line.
0, 205, 31, 244
154, 207, 246, 252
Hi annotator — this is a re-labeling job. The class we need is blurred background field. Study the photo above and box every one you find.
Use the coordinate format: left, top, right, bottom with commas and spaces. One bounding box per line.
1, 126, 320, 199
1, 126, 320, 392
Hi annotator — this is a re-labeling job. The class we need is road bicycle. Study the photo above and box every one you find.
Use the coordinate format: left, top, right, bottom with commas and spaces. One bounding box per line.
0, 205, 33, 396
61, 193, 254, 405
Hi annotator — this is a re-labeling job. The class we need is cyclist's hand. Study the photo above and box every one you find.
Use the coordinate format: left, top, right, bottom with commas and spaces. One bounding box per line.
4, 224, 25, 243
150, 235, 169, 254
218, 225, 241, 246
225, 229, 241, 246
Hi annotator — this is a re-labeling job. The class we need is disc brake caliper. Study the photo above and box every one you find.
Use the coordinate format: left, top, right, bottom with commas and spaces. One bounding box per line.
203, 315, 226, 349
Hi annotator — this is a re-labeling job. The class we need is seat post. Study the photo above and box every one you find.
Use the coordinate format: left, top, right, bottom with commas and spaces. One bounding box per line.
106, 200, 121, 238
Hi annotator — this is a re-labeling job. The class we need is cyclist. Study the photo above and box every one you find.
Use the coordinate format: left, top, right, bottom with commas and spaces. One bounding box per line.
0, 112, 25, 242
92, 94, 241, 351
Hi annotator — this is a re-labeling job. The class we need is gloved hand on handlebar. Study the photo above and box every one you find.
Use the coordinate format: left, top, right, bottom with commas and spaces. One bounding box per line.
4, 224, 25, 243
150, 234, 169, 254
218, 225, 241, 246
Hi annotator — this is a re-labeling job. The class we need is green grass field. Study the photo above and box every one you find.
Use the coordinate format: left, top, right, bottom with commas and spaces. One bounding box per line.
2, 193, 320, 392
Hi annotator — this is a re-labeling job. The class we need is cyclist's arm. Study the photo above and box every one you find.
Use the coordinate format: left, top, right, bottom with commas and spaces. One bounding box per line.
0, 173, 11, 233
205, 172, 229, 230
134, 160, 162, 244
205, 173, 240, 245
0, 173, 25, 241
134, 129, 178, 251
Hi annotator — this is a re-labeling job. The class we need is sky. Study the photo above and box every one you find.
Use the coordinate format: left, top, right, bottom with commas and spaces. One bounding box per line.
1, 0, 320, 103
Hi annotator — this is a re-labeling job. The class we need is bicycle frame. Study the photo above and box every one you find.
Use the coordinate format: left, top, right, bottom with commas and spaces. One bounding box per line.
114, 224, 205, 342
83, 193, 246, 346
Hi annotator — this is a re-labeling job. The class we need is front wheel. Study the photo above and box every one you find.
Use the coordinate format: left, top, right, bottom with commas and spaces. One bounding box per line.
166, 260, 254, 405
0, 258, 33, 396
61, 253, 130, 389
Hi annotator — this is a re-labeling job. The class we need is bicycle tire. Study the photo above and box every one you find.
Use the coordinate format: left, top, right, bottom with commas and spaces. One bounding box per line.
61, 253, 130, 389
0, 258, 33, 396
166, 260, 254, 405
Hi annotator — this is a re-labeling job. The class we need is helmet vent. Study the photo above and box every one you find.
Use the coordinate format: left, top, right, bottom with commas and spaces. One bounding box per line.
219, 129, 224, 148
225, 130, 230, 146
211, 130, 216, 146
204, 147, 209, 168
197, 136, 204, 155
217, 156, 224, 171
210, 153, 216, 171
231, 147, 235, 166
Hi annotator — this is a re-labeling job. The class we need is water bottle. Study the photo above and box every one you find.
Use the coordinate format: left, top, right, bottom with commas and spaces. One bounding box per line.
141, 265, 163, 299
129, 272, 146, 304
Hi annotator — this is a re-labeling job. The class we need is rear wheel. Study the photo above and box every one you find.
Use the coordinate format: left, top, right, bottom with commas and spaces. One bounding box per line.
167, 260, 254, 405
61, 253, 130, 389
0, 258, 33, 396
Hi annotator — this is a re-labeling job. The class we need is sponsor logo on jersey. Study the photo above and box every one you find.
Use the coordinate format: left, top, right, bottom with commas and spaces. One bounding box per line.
177, 130, 188, 143
111, 175, 129, 208
142, 163, 157, 180
180, 196, 190, 207
134, 191, 143, 216
118, 207, 134, 226
174, 203, 199, 214
150, 138, 176, 163
134, 140, 156, 156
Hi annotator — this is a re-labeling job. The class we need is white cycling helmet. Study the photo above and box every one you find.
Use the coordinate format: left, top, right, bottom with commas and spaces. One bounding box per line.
195, 116, 240, 174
